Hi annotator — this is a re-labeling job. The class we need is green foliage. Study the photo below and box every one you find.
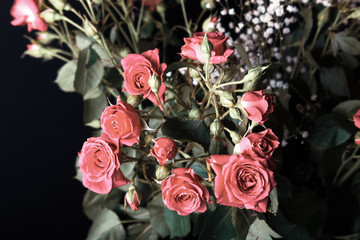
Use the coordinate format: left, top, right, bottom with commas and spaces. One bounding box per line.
163, 207, 191, 238
54, 60, 76, 92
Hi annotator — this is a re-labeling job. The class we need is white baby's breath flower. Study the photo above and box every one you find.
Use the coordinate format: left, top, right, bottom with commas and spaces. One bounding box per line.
286, 5, 298, 13
245, 12, 252, 22
220, 8, 228, 16
282, 27, 290, 34
229, 8, 235, 15
229, 22, 235, 29
252, 17, 260, 25
238, 22, 245, 30
254, 25, 261, 32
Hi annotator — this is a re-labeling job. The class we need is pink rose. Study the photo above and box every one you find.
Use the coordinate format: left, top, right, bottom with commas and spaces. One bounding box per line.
101, 96, 142, 147
149, 137, 178, 165
207, 154, 276, 213
10, 0, 47, 32
238, 129, 279, 159
161, 168, 211, 216
180, 31, 234, 64
142, 0, 162, 11
240, 90, 275, 125
354, 109, 360, 129
121, 48, 167, 110
125, 185, 141, 211
78, 136, 129, 194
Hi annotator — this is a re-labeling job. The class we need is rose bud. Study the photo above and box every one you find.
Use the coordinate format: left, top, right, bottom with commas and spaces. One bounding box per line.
148, 73, 161, 94
125, 184, 142, 211
188, 68, 202, 82
100, 96, 142, 147
36, 31, 58, 45
181, 31, 234, 64
353, 109, 360, 129
200, 33, 213, 62
189, 109, 202, 120
229, 107, 242, 120
216, 90, 236, 108
10, 0, 48, 32
49, 0, 71, 11
144, 133, 155, 146
126, 94, 143, 108
355, 131, 360, 145
161, 168, 211, 216
210, 118, 223, 137
156, 165, 172, 181
240, 90, 275, 125
78, 136, 130, 194
207, 154, 276, 212
83, 19, 98, 38
202, 16, 217, 32
225, 128, 241, 144
201, 0, 216, 10
149, 137, 178, 165
40, 9, 62, 24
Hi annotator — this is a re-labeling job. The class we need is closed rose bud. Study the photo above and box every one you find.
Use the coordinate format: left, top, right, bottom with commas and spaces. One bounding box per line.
156, 165, 171, 181
127, 94, 143, 108
317, 7, 331, 31
40, 9, 62, 24
200, 33, 213, 62
210, 119, 223, 137
189, 68, 202, 82
144, 133, 155, 146
125, 184, 142, 211
201, 0, 216, 10
36, 31, 58, 45
202, 16, 217, 32
222, 68, 237, 83
49, 0, 71, 11
241, 65, 269, 92
229, 107, 242, 120
83, 19, 98, 38
226, 129, 241, 144
150, 137, 178, 165
355, 132, 360, 145
148, 73, 161, 94
24, 43, 44, 58
189, 109, 202, 120
217, 90, 236, 108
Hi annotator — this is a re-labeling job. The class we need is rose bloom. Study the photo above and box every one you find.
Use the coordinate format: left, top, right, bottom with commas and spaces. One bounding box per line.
101, 96, 142, 147
207, 154, 276, 212
238, 129, 279, 159
121, 48, 167, 110
240, 90, 275, 125
10, 0, 47, 32
142, 0, 162, 11
78, 136, 129, 194
180, 31, 234, 64
354, 109, 360, 129
161, 168, 211, 216
149, 137, 178, 165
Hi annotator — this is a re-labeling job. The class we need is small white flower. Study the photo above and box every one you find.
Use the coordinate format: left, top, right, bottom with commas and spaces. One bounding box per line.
301, 131, 309, 139
274, 52, 281, 59
245, 12, 252, 22
276, 81, 284, 88
267, 38, 273, 44
252, 33, 258, 40
254, 25, 261, 32
252, 17, 260, 25
283, 27, 290, 34
247, 28, 253, 35
270, 79, 276, 88
229, 8, 235, 15
258, 5, 265, 14
284, 18, 292, 26
276, 73, 282, 79
220, 9, 228, 16
283, 82, 289, 89
267, 21, 275, 27
229, 22, 235, 29
235, 27, 240, 33
311, 94, 317, 101
238, 22, 245, 30
286, 65, 292, 73
275, 6, 284, 17
286, 5, 298, 13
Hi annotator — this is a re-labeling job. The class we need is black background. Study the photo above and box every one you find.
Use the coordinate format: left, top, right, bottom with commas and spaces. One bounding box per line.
1, 1, 92, 239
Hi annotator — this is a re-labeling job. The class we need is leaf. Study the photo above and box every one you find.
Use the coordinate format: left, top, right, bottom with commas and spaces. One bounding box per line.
163, 207, 191, 238
83, 189, 123, 221
163, 62, 197, 76
85, 119, 101, 129
54, 60, 77, 92
190, 162, 208, 179
307, 113, 354, 149
83, 92, 108, 124
75, 30, 93, 50
92, 44, 113, 67
148, 194, 170, 238
86, 209, 126, 240
231, 208, 250, 240
162, 118, 211, 152
74, 47, 104, 99
320, 66, 349, 97
84, 85, 104, 100
332, 100, 360, 119
268, 187, 279, 215
198, 206, 237, 240
246, 217, 282, 240
234, 43, 252, 68
127, 223, 159, 240
140, 21, 155, 39
302, 7, 314, 44
332, 32, 360, 56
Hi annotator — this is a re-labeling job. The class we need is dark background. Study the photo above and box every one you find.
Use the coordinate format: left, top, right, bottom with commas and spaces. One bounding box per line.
1, 1, 92, 239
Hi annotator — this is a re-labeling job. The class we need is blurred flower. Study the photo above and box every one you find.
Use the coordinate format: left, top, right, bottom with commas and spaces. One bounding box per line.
10, 0, 47, 32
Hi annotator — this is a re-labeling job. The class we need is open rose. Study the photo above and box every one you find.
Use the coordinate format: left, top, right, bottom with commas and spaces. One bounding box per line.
238, 129, 279, 159
354, 109, 360, 129
180, 31, 234, 64
240, 90, 275, 125
149, 137, 178, 165
101, 96, 142, 147
161, 168, 211, 216
10, 0, 47, 32
207, 154, 276, 212
78, 136, 129, 194
121, 48, 167, 110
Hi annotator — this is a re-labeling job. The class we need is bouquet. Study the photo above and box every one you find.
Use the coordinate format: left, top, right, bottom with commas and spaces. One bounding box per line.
10, 0, 360, 239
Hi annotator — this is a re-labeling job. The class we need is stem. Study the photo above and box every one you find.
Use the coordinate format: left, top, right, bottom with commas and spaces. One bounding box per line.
338, 159, 360, 185
155, 93, 168, 117
179, 0, 192, 37
62, 16, 85, 32
86, 0, 96, 21
98, 32, 124, 76
78, 0, 93, 19
136, 0, 145, 35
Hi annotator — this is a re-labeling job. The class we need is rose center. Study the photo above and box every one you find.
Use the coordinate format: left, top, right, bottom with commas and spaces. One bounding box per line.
134, 73, 146, 89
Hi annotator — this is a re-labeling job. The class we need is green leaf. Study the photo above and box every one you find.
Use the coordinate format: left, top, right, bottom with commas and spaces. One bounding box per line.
234, 43, 252, 68
198, 206, 236, 240
320, 66, 349, 97
148, 194, 170, 238
54, 60, 77, 92
332, 100, 360, 119
332, 31, 360, 56
307, 113, 353, 149
87, 209, 126, 240
246, 217, 282, 240
163, 207, 191, 238
140, 21, 154, 39
83, 189, 123, 221
163, 62, 197, 77
162, 118, 211, 152
84, 85, 105, 100
231, 208, 250, 240
83, 92, 108, 124
127, 223, 159, 240
74, 30, 93, 50
190, 162, 208, 179
74, 47, 104, 99
268, 187, 279, 215
302, 7, 314, 44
